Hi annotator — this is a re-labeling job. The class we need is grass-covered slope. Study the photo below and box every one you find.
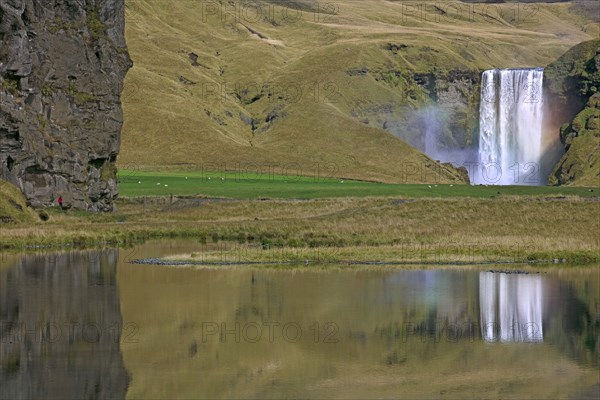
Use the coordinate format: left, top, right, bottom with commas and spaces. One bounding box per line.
120, 0, 598, 183
545, 39, 600, 107
0, 180, 38, 225
546, 39, 600, 186
550, 93, 600, 186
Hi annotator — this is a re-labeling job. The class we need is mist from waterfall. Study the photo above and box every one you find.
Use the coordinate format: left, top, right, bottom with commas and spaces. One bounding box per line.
479, 272, 544, 343
400, 105, 478, 169
474, 68, 545, 185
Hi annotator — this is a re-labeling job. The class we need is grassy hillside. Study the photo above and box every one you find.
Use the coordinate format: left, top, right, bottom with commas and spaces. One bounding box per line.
545, 39, 600, 186
0, 180, 39, 225
550, 93, 600, 186
120, 0, 598, 183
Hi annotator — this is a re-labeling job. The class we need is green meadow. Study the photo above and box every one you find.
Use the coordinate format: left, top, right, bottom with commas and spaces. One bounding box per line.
2, 171, 598, 264
118, 169, 598, 199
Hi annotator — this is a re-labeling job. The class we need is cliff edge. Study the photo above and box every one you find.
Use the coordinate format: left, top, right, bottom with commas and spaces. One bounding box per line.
0, 0, 131, 211
545, 39, 600, 186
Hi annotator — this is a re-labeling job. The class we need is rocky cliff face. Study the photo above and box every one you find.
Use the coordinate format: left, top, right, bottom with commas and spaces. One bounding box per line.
0, 0, 131, 211
410, 70, 481, 155
545, 39, 600, 186
349, 67, 481, 167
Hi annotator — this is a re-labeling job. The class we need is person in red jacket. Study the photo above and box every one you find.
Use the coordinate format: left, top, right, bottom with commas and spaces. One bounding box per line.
58, 196, 63, 208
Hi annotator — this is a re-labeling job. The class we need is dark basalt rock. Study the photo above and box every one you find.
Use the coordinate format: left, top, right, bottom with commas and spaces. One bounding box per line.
0, 0, 131, 212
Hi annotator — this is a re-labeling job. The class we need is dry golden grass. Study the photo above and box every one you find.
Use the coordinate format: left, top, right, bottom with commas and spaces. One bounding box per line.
120, 0, 598, 182
1, 195, 598, 263
0, 180, 39, 225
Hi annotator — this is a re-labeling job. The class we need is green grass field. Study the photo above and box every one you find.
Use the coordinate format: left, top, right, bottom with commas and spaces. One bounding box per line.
2, 172, 598, 262
118, 169, 598, 199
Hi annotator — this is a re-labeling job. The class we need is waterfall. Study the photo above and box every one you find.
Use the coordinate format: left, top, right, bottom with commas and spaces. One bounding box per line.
475, 68, 545, 185
479, 272, 544, 343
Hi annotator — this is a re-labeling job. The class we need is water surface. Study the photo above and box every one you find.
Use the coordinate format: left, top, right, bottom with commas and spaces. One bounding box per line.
1, 240, 598, 399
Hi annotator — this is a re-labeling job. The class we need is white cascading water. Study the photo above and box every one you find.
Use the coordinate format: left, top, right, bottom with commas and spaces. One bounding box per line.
479, 272, 544, 343
475, 68, 545, 185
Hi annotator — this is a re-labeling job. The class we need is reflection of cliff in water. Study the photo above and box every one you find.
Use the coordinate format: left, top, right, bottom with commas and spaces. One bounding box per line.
479, 272, 544, 342
0, 251, 129, 400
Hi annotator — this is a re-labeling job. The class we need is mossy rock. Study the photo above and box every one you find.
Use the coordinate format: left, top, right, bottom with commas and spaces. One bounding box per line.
545, 39, 600, 102
550, 93, 600, 186
0, 180, 40, 224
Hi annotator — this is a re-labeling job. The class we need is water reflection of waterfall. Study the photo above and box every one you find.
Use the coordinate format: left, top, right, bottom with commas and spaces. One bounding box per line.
479, 272, 544, 342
